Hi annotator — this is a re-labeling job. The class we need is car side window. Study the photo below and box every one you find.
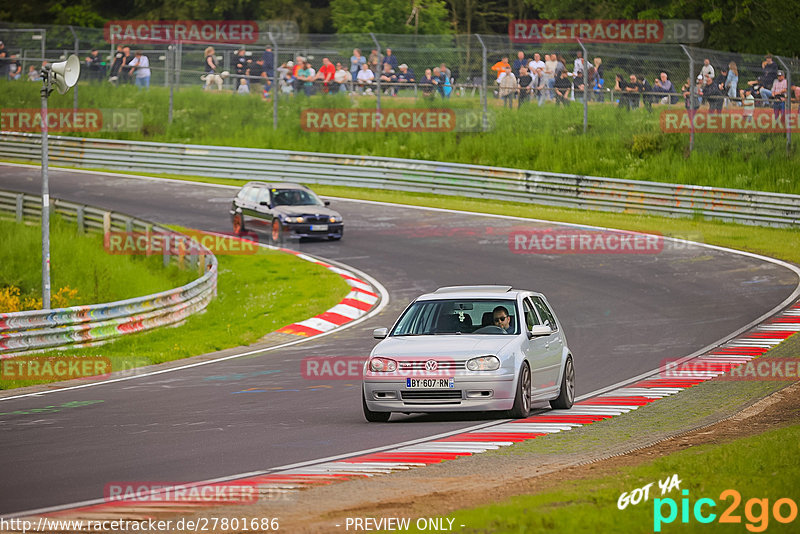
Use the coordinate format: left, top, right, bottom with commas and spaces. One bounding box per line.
245, 187, 261, 204
523, 298, 540, 330
257, 188, 271, 207
532, 297, 558, 332
237, 186, 251, 200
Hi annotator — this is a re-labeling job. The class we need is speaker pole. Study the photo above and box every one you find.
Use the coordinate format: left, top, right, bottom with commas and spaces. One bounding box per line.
40, 71, 52, 309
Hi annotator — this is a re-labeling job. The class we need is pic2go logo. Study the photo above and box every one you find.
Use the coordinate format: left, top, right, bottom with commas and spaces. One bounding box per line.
654, 489, 798, 532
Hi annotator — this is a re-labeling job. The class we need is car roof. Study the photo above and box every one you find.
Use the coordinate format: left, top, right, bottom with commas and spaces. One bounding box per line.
242, 181, 311, 191
416, 285, 540, 301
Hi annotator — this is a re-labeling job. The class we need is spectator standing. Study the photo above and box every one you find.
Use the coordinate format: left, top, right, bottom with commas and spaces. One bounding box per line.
368, 49, 380, 73
121, 46, 134, 84
278, 60, 294, 95
498, 67, 517, 109
700, 58, 714, 79
350, 49, 365, 80
592, 57, 605, 101
543, 54, 558, 100
518, 66, 533, 108
771, 70, 788, 121
640, 75, 654, 111
85, 49, 103, 82
703, 74, 724, 113
439, 63, 452, 82
750, 55, 778, 103
203, 46, 218, 90
742, 88, 755, 123
512, 51, 527, 76
383, 48, 399, 71
725, 61, 739, 106
573, 51, 586, 77
128, 50, 151, 90
234, 48, 250, 91
0, 41, 6, 78
298, 61, 315, 96
109, 45, 124, 83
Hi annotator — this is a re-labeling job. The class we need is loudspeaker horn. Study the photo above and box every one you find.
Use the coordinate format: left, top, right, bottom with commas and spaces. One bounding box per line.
51, 54, 80, 94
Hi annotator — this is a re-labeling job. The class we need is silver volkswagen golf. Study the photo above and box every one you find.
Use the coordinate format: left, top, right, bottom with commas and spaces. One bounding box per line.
362, 285, 575, 422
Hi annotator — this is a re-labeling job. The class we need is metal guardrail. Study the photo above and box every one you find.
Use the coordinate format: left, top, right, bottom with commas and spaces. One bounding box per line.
0, 189, 218, 355
1, 132, 799, 227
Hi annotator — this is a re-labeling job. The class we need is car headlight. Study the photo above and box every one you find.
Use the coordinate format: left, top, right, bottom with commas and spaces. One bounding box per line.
466, 355, 500, 371
284, 216, 304, 223
329, 216, 342, 223
369, 357, 397, 372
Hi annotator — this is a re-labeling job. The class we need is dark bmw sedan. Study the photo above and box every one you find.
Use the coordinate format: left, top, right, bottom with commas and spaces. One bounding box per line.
230, 182, 343, 243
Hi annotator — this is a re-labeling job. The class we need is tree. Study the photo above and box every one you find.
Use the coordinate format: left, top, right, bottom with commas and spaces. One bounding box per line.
331, 0, 451, 34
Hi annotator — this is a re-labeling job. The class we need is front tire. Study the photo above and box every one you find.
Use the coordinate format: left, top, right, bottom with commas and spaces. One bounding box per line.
363, 390, 391, 422
271, 219, 283, 245
550, 356, 575, 410
232, 213, 245, 235
508, 362, 531, 419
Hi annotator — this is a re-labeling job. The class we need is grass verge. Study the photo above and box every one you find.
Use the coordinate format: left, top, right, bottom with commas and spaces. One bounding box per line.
0, 223, 351, 390
1, 81, 798, 194
0, 216, 195, 309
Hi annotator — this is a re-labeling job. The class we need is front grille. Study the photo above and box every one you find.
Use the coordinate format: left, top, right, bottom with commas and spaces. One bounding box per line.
302, 215, 330, 224
396, 360, 466, 371
401, 390, 463, 400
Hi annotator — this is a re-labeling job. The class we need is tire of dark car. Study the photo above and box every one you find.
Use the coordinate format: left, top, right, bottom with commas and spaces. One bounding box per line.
232, 212, 245, 235
271, 219, 283, 245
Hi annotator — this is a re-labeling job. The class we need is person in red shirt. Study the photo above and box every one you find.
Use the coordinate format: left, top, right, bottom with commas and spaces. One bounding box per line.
316, 57, 335, 93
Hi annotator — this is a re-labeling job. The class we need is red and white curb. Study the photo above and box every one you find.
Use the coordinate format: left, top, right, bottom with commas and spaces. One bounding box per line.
273, 249, 380, 337
31, 299, 799, 520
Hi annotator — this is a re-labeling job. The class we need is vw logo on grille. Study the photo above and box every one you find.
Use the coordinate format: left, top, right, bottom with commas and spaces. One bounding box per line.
425, 360, 438, 371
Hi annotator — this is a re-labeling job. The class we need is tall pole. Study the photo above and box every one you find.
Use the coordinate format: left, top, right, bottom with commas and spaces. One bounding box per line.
269, 32, 279, 130
168, 44, 174, 124
40, 81, 51, 309
681, 45, 695, 153
69, 26, 78, 114
475, 34, 488, 131
578, 39, 588, 134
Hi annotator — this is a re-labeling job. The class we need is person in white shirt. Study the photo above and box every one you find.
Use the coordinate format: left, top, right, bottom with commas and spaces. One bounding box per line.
700, 58, 714, 80
356, 63, 375, 93
334, 62, 351, 93
128, 51, 151, 89
237, 77, 250, 94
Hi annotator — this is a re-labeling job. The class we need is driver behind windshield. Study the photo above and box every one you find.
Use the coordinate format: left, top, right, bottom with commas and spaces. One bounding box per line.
493, 306, 511, 334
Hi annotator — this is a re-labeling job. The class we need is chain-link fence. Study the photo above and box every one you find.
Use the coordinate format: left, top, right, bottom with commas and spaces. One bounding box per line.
1, 22, 797, 155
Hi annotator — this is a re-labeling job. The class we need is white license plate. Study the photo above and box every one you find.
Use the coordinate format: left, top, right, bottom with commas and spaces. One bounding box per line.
406, 378, 455, 389
310, 224, 328, 231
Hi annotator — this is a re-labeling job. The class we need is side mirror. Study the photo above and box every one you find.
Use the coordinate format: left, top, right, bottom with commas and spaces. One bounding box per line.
324, 200, 331, 206
259, 201, 271, 207
529, 325, 553, 338
373, 327, 388, 339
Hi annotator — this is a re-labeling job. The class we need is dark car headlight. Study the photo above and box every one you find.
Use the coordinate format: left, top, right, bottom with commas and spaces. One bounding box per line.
283, 216, 304, 223
329, 216, 342, 223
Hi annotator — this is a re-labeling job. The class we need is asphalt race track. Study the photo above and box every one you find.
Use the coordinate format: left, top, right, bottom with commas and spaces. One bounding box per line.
0, 164, 797, 515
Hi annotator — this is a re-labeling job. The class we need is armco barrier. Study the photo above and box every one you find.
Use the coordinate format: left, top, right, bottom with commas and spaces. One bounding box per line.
0, 189, 218, 355
1, 132, 799, 227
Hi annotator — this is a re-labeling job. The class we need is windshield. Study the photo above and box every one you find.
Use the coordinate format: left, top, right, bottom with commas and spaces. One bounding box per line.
391, 299, 519, 336
271, 188, 324, 206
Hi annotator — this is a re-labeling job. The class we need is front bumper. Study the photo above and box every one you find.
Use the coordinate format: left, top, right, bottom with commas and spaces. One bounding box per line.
363, 373, 516, 413
284, 222, 343, 240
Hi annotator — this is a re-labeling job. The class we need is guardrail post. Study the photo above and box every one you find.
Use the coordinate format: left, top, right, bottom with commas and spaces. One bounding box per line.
125, 217, 133, 233
76, 205, 84, 233
163, 232, 171, 267
198, 252, 205, 275
15, 194, 23, 222
103, 211, 111, 238
145, 224, 152, 256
